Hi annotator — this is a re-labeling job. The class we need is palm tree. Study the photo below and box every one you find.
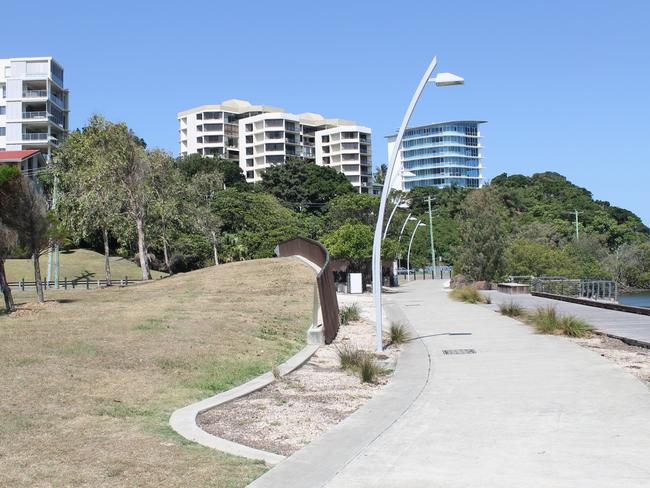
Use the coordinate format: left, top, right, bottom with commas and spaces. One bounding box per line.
374, 164, 388, 185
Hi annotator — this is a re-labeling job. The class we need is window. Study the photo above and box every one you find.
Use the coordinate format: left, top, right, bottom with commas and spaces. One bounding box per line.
246, 135, 253, 143
246, 147, 254, 155
246, 170, 254, 179
246, 158, 254, 167
0, 127, 5, 136
245, 124, 253, 131
0, 106, 5, 115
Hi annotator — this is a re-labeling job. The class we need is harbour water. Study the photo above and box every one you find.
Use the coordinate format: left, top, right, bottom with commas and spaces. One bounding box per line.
619, 292, 650, 309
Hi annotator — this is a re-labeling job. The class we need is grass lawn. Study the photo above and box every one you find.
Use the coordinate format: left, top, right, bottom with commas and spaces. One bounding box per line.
0, 258, 313, 487
4, 248, 167, 282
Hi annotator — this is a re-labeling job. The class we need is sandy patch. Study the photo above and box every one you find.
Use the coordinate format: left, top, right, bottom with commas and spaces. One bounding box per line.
573, 334, 650, 387
197, 293, 401, 456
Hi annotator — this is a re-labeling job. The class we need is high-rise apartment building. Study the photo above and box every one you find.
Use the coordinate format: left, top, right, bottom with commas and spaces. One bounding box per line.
387, 120, 485, 191
178, 99, 372, 193
0, 57, 69, 161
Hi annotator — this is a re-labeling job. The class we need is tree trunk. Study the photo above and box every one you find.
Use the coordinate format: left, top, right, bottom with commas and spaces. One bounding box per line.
32, 252, 44, 304
162, 237, 171, 274
103, 227, 112, 286
136, 216, 152, 280
0, 257, 15, 313
211, 231, 219, 266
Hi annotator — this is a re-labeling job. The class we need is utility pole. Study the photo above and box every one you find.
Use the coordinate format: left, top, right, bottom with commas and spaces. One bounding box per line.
566, 209, 582, 241
426, 196, 436, 278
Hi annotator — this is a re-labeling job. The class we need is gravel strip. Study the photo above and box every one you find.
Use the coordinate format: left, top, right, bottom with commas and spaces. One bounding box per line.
197, 294, 400, 456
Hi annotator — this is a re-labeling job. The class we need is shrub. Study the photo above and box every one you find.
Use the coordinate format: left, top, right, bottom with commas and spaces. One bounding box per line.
529, 306, 559, 334
559, 315, 593, 338
499, 301, 524, 317
358, 354, 381, 383
389, 322, 411, 345
339, 303, 361, 325
335, 343, 365, 370
527, 306, 593, 338
449, 286, 485, 304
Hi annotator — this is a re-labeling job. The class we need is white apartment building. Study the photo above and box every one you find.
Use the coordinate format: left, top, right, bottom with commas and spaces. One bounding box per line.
178, 99, 372, 193
0, 57, 69, 161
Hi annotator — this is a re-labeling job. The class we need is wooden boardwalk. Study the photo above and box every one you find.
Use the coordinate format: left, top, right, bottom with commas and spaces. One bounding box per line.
486, 291, 650, 346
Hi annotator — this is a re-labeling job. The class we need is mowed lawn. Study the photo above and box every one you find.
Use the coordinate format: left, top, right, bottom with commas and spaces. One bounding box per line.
5, 248, 167, 282
0, 258, 314, 487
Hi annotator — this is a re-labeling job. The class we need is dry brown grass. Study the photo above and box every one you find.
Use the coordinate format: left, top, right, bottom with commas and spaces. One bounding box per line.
0, 258, 314, 487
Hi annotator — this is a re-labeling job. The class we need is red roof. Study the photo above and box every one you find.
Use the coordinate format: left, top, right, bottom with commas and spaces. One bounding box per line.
0, 150, 42, 162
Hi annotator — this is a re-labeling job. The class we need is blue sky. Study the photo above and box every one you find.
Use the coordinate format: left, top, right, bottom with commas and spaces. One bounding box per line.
3, 0, 649, 224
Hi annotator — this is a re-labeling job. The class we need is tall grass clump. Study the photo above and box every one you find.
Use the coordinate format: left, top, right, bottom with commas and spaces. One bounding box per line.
449, 286, 485, 304
527, 306, 593, 338
358, 354, 381, 383
499, 301, 524, 317
339, 303, 361, 325
335, 343, 382, 383
389, 321, 411, 345
529, 306, 559, 334
559, 315, 594, 338
335, 343, 365, 370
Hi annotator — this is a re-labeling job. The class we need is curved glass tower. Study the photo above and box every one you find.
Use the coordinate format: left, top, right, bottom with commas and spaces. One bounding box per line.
386, 120, 485, 190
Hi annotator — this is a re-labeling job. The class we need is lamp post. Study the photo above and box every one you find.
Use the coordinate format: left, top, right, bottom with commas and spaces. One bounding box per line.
382, 169, 416, 240
407, 221, 426, 281
397, 214, 416, 270
371, 56, 464, 352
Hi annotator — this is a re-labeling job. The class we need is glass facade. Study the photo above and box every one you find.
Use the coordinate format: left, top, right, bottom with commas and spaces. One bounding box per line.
394, 121, 484, 190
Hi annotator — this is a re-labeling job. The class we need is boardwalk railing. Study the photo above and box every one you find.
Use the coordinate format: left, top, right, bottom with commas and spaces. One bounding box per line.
8, 276, 146, 291
531, 278, 618, 302
276, 237, 340, 344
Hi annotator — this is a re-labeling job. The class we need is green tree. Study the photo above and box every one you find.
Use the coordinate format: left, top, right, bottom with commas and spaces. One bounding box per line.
53, 115, 125, 284
373, 164, 388, 185
322, 222, 399, 270
0, 172, 52, 303
455, 188, 507, 282
212, 189, 306, 258
324, 193, 379, 230
176, 154, 247, 190
260, 158, 353, 212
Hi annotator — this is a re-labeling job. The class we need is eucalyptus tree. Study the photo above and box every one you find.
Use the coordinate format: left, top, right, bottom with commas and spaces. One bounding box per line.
0, 171, 51, 303
0, 223, 17, 312
188, 170, 224, 265
54, 115, 124, 284
147, 149, 185, 272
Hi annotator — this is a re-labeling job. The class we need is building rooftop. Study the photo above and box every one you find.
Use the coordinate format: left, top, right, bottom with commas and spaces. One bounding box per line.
0, 150, 41, 162
386, 120, 487, 138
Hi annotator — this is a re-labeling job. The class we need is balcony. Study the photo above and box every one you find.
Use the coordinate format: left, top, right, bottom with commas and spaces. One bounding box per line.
22, 133, 49, 141
23, 90, 47, 98
23, 111, 48, 120
50, 93, 66, 108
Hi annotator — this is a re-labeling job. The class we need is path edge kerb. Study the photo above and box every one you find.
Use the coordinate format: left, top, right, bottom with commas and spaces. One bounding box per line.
169, 343, 319, 465
169, 255, 323, 465
247, 298, 430, 488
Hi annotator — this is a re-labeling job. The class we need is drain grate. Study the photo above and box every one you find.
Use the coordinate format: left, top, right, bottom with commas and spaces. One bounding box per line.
442, 348, 476, 355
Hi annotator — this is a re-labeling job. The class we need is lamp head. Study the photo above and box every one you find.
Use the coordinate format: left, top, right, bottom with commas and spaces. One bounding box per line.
429, 72, 464, 87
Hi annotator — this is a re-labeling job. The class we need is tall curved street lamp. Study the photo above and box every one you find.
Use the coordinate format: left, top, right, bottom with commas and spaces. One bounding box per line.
397, 213, 416, 270
407, 221, 426, 281
371, 56, 464, 352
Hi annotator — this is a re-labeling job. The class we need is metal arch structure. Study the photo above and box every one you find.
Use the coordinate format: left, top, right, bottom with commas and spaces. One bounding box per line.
371, 56, 439, 352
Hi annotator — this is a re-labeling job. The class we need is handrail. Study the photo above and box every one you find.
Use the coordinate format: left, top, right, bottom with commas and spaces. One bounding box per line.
276, 237, 340, 344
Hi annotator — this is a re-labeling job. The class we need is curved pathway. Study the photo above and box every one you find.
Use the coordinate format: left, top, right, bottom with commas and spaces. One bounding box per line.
250, 280, 650, 487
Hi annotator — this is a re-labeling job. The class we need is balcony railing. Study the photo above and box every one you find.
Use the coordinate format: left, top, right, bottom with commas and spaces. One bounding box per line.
22, 133, 49, 141
23, 111, 48, 119
23, 90, 47, 98
50, 93, 65, 108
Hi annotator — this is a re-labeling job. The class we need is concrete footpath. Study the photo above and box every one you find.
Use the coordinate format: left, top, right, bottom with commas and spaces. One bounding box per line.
249, 280, 650, 488
486, 291, 650, 347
